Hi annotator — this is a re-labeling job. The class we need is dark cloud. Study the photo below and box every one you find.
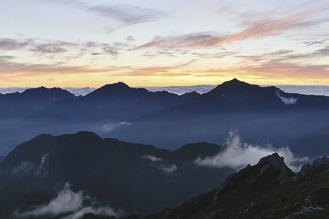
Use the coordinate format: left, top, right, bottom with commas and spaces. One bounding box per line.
313, 46, 329, 56
0, 37, 127, 58
0, 38, 29, 50
0, 38, 76, 55
126, 36, 135, 41
304, 39, 328, 46
29, 41, 76, 54
271, 46, 329, 61
84, 42, 123, 57
238, 45, 329, 63
89, 5, 165, 25
102, 45, 119, 56
191, 51, 238, 59
0, 55, 15, 61
0, 58, 120, 76
44, 0, 165, 26
135, 33, 220, 49
238, 50, 294, 62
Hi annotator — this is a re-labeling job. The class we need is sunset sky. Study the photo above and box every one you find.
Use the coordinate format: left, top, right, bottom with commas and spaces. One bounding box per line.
0, 0, 329, 87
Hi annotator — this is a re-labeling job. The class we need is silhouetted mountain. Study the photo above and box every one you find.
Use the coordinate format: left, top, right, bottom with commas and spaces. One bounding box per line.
46, 82, 192, 123
110, 79, 329, 154
0, 132, 232, 218
180, 91, 201, 99
140, 154, 329, 219
2, 79, 329, 155
200, 78, 283, 111
86, 82, 148, 98
0, 86, 75, 118
21, 86, 73, 98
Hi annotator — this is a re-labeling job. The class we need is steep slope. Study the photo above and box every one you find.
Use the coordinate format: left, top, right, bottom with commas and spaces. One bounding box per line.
0, 132, 232, 218
142, 154, 329, 219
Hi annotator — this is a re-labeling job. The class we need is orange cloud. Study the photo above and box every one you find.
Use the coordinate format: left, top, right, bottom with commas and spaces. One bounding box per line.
136, 7, 328, 49
244, 62, 329, 78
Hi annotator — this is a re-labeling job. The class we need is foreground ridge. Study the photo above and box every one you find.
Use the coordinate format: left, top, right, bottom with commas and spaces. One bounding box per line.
135, 153, 329, 219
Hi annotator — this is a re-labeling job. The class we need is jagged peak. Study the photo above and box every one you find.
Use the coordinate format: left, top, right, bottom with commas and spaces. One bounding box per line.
258, 153, 288, 171
221, 153, 294, 192
246, 153, 295, 182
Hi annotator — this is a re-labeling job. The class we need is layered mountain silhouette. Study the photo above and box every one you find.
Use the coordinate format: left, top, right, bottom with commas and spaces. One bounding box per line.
2, 132, 329, 218
1, 79, 329, 155
17, 150, 329, 219
0, 132, 232, 218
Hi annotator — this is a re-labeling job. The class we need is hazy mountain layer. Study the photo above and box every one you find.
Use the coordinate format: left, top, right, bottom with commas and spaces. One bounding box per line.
0, 132, 232, 218
1, 79, 329, 156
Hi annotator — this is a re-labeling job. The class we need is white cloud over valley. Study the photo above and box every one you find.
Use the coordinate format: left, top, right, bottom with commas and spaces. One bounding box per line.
195, 132, 308, 172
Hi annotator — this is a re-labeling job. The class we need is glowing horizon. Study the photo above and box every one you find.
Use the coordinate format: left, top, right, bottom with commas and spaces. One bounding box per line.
0, 0, 328, 87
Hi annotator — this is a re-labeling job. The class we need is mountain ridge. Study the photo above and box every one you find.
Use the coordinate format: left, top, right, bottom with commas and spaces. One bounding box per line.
1, 78, 329, 155
0, 131, 233, 217
138, 153, 329, 219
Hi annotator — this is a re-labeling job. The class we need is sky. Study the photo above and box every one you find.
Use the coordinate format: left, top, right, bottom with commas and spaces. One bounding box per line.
0, 0, 329, 87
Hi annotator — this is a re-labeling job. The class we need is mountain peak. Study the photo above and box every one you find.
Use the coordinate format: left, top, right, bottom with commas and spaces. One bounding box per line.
87, 82, 137, 97
206, 78, 258, 95
258, 153, 288, 171
228, 78, 243, 83
247, 153, 294, 181
22, 86, 73, 97
101, 82, 130, 90
220, 78, 253, 88
221, 153, 294, 193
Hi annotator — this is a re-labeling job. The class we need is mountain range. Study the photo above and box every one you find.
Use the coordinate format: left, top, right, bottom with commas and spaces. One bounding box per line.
0, 132, 232, 218
2, 131, 329, 219
1, 78, 329, 156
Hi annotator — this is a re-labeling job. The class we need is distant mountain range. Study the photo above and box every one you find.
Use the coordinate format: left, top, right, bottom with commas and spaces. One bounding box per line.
0, 131, 232, 218
1, 84, 329, 97
1, 78, 329, 156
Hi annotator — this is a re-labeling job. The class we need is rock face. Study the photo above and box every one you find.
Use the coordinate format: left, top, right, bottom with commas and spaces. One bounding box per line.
139, 154, 329, 219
